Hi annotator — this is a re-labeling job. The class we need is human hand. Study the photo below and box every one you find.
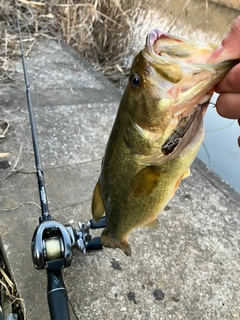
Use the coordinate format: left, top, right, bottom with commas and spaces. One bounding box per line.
208, 16, 240, 146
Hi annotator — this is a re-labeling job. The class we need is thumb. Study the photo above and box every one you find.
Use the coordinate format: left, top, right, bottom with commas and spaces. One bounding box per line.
208, 16, 240, 63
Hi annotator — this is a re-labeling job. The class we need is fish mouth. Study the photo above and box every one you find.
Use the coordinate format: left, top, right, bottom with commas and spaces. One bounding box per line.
145, 30, 213, 157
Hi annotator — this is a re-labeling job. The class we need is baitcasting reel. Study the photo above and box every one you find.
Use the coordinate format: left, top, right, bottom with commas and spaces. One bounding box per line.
31, 217, 106, 270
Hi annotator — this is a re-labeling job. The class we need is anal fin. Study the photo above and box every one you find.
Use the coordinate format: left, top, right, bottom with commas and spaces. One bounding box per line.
101, 229, 131, 257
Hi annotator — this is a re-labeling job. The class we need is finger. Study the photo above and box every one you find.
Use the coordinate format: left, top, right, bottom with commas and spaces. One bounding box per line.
216, 93, 240, 119
215, 63, 240, 93
208, 16, 240, 63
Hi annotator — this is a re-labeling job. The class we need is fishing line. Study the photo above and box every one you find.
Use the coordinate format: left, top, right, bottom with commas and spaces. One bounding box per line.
206, 120, 235, 132
205, 102, 236, 132
201, 142, 211, 167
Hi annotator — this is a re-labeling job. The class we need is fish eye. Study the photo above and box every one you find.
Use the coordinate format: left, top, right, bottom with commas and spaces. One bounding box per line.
129, 73, 142, 89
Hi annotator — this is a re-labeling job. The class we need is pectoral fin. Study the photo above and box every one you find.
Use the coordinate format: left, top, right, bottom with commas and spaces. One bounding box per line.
182, 168, 190, 179
143, 219, 159, 229
170, 168, 191, 198
91, 179, 105, 221
131, 166, 164, 198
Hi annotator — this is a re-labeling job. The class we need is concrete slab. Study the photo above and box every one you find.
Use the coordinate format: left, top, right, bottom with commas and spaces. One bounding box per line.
0, 39, 240, 320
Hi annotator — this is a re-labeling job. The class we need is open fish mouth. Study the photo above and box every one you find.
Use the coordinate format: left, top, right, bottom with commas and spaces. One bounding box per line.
145, 29, 216, 62
145, 30, 215, 156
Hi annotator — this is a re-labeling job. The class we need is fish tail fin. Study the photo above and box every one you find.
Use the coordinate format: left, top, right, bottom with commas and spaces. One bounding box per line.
101, 229, 131, 257
92, 179, 105, 221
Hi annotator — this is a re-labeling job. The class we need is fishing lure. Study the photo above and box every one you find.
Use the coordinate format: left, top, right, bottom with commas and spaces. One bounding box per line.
161, 100, 209, 156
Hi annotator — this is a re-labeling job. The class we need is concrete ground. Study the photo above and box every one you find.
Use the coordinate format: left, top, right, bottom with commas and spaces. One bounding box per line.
0, 39, 240, 320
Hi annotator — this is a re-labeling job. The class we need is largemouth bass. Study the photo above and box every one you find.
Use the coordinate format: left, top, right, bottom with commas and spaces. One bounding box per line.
91, 30, 235, 256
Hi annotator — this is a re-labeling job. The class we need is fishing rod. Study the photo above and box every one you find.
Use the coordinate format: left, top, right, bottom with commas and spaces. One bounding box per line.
16, 13, 106, 320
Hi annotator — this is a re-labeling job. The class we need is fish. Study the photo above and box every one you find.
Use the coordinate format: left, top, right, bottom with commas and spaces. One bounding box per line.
91, 29, 236, 256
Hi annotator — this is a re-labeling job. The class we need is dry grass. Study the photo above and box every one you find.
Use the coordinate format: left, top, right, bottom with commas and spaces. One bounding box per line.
0, 0, 150, 88
0, 248, 26, 319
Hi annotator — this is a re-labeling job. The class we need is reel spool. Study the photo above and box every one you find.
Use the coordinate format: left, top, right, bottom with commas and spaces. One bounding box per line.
44, 238, 63, 261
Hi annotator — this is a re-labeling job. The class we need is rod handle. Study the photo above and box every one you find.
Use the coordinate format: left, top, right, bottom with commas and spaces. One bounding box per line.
47, 269, 70, 320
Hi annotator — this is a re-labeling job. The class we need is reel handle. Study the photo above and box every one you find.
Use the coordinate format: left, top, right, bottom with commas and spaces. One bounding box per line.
89, 216, 106, 229
86, 237, 102, 251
